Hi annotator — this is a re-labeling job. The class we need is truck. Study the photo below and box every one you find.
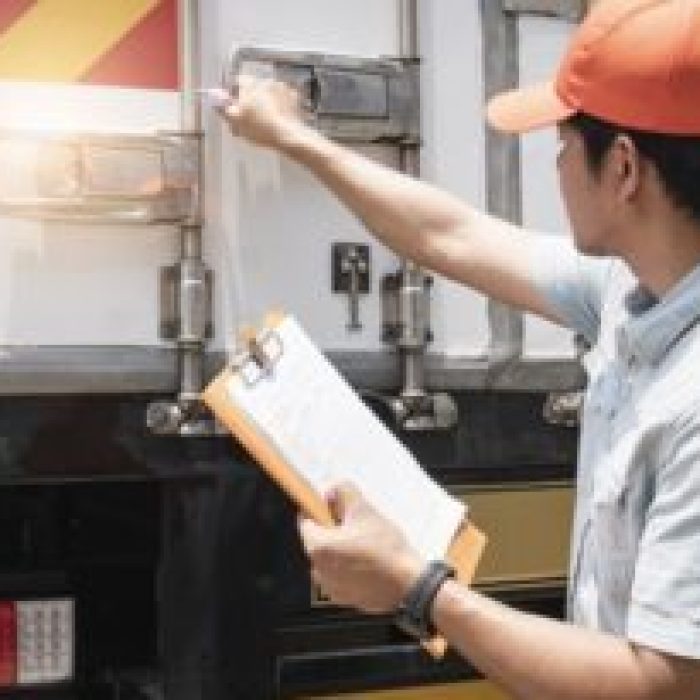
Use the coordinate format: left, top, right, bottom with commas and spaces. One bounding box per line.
0, 1, 587, 697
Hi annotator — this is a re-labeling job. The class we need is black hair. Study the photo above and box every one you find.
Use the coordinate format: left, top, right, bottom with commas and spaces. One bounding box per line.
566, 113, 700, 224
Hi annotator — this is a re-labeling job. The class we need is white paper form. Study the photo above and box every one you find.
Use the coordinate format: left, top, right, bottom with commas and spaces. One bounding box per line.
227, 316, 466, 562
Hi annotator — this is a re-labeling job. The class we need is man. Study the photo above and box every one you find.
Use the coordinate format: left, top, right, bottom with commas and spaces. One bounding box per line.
219, 0, 700, 697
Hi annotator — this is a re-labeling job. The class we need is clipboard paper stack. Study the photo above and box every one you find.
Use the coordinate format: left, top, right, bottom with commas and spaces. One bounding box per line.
201, 312, 486, 657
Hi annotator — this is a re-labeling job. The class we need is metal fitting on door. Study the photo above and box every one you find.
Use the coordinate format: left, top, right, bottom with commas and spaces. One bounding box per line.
381, 268, 432, 349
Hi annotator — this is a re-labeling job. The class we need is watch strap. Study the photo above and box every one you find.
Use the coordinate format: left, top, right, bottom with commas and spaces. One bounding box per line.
394, 560, 456, 641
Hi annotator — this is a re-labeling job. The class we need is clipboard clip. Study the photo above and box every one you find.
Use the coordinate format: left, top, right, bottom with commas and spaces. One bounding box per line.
229, 327, 284, 386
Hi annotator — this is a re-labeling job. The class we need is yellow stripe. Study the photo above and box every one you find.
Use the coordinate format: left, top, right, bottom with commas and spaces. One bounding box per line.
0, 0, 159, 82
307, 680, 511, 699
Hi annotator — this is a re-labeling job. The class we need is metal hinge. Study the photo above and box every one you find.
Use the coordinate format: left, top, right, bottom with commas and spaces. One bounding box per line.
159, 263, 214, 342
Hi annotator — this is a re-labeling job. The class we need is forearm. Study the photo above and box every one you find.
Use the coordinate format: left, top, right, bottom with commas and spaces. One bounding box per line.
278, 125, 560, 320
279, 125, 482, 270
433, 582, 674, 700
223, 76, 562, 320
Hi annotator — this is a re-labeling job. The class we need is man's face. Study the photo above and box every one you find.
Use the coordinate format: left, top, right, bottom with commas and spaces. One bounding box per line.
556, 124, 614, 256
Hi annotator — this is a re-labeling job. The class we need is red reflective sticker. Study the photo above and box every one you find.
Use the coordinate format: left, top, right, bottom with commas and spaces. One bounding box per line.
0, 601, 17, 687
0, 0, 36, 34
82, 0, 180, 90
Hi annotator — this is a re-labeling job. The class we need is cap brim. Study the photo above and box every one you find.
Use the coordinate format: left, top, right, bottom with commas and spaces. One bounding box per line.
486, 81, 576, 134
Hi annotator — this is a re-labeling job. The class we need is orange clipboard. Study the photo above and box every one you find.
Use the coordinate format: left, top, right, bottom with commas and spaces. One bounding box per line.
201, 311, 487, 658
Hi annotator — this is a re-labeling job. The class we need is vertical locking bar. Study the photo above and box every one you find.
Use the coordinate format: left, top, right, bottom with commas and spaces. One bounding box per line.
481, 0, 524, 370
147, 0, 215, 435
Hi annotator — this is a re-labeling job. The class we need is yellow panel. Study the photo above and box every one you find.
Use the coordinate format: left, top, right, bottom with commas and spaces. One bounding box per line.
464, 485, 574, 586
0, 0, 158, 82
307, 680, 511, 699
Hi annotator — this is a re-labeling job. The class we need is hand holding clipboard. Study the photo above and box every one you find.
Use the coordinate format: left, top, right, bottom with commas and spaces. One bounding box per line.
201, 312, 486, 657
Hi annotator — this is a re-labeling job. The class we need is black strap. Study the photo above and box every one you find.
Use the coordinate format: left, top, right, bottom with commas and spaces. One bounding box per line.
394, 560, 455, 640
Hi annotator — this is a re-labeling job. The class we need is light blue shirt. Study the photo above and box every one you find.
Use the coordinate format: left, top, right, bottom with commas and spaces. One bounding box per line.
533, 235, 700, 660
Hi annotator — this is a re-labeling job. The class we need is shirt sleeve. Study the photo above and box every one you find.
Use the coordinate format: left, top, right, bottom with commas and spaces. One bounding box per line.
627, 410, 700, 659
529, 235, 614, 345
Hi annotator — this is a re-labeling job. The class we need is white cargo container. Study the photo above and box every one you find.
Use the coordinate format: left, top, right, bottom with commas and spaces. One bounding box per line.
0, 2, 584, 698
0, 0, 582, 403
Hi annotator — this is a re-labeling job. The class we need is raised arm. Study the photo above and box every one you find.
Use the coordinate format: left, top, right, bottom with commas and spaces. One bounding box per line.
220, 77, 563, 325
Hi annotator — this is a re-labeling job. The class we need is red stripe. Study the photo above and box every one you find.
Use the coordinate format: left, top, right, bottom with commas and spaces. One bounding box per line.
0, 602, 17, 688
81, 0, 179, 90
0, 0, 36, 34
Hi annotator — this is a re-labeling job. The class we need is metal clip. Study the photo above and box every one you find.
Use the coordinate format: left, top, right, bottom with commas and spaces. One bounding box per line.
230, 328, 284, 387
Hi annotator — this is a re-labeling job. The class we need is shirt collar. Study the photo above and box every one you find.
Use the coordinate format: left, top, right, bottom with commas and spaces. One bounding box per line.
618, 261, 700, 367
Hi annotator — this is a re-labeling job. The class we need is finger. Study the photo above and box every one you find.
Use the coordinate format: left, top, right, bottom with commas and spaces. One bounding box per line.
326, 487, 345, 524
297, 514, 328, 555
200, 87, 234, 110
220, 104, 242, 134
310, 568, 327, 590
222, 102, 241, 120
233, 73, 256, 92
328, 482, 364, 522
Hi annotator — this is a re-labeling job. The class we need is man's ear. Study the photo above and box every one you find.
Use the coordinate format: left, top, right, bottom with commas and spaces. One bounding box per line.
610, 134, 641, 203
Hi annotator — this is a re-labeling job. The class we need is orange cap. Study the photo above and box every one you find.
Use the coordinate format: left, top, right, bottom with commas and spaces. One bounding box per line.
487, 0, 700, 135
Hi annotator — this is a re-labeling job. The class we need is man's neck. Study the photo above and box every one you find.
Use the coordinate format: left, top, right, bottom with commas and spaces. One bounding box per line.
622, 215, 700, 297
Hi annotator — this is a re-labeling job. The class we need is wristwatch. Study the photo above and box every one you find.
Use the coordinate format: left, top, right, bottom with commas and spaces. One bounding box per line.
394, 560, 456, 641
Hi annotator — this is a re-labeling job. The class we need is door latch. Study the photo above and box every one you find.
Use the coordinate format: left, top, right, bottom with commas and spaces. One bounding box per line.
332, 243, 370, 332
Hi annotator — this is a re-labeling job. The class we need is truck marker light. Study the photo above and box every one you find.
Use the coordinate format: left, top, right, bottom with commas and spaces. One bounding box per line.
0, 599, 74, 688
0, 601, 17, 687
